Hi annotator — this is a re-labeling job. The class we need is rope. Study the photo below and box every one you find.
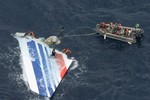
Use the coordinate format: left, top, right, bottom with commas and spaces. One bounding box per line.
63, 32, 97, 38
65, 27, 96, 35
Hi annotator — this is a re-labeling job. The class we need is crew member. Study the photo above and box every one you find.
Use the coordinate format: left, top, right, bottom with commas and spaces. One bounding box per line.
51, 49, 56, 57
124, 28, 129, 36
117, 23, 122, 30
109, 22, 114, 29
24, 32, 35, 38
62, 48, 71, 55
100, 22, 106, 29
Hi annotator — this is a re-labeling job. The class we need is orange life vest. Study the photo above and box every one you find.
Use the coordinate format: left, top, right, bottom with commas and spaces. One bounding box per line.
124, 29, 129, 36
62, 48, 71, 55
28, 32, 35, 37
100, 22, 106, 28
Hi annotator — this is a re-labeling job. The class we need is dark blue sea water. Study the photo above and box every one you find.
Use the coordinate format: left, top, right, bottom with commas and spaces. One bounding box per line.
0, 0, 150, 100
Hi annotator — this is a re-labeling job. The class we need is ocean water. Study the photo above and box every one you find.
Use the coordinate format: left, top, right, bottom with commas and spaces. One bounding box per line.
0, 0, 150, 100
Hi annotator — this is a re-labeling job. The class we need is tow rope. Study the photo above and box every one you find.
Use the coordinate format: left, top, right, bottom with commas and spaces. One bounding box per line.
63, 32, 97, 38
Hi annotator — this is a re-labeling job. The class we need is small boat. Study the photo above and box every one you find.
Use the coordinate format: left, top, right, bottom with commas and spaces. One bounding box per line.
95, 22, 144, 44
14, 32, 73, 98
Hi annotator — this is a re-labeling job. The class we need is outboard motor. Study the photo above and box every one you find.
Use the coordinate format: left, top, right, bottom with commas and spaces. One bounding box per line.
136, 33, 144, 46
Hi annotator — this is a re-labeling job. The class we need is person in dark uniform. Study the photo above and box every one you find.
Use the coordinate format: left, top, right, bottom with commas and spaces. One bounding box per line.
51, 49, 56, 57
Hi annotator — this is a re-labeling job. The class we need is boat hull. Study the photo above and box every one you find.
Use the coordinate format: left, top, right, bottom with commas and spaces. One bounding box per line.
95, 24, 143, 44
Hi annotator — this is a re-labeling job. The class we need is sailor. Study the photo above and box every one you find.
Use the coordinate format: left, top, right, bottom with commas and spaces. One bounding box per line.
117, 23, 122, 30
124, 28, 129, 36
100, 22, 106, 29
51, 49, 56, 57
109, 22, 114, 29
62, 48, 71, 55
24, 32, 35, 38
